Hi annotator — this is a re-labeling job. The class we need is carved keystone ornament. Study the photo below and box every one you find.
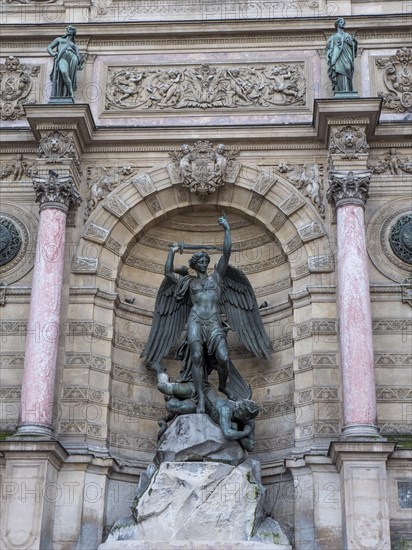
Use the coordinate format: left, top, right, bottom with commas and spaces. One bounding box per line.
168, 141, 240, 198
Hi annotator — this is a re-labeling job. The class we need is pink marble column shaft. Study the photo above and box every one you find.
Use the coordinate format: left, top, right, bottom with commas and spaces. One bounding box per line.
337, 203, 378, 435
19, 206, 67, 434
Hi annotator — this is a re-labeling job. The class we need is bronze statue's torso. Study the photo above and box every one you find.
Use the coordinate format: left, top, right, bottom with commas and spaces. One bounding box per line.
189, 272, 222, 320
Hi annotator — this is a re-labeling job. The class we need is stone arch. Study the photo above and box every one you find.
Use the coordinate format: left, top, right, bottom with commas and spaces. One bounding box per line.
71, 163, 333, 289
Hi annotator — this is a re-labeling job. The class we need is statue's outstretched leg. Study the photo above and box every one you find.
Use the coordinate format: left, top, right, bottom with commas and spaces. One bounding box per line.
190, 341, 206, 413
215, 341, 236, 400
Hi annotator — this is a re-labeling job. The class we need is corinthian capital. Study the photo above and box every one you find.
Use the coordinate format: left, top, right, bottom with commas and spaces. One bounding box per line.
327, 170, 371, 208
33, 170, 82, 212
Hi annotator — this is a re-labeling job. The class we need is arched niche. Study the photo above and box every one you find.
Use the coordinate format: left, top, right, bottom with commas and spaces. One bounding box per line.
65, 164, 332, 463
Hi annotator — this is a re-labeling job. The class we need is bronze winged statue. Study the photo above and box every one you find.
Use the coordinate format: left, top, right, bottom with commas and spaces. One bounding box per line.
141, 214, 270, 419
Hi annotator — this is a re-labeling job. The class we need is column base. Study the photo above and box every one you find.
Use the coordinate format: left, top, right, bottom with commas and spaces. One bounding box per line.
340, 423, 384, 440
330, 441, 395, 550
12, 423, 55, 439
0, 440, 67, 550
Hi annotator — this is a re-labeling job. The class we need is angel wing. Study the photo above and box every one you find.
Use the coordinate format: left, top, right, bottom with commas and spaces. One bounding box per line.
140, 275, 191, 365
221, 265, 271, 360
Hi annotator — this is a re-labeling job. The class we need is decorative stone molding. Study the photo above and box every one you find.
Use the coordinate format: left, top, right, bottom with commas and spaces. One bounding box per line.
110, 396, 164, 419
278, 193, 305, 215
0, 56, 40, 120
0, 217, 21, 267
401, 278, 412, 308
108, 430, 156, 452
246, 365, 293, 387
367, 200, 412, 282
277, 162, 325, 218
298, 220, 325, 242
258, 397, 294, 419
66, 321, 110, 339
132, 173, 156, 197
106, 62, 306, 111
308, 254, 335, 273
389, 214, 412, 265
0, 204, 37, 284
327, 170, 371, 208
83, 223, 110, 244
168, 141, 240, 198
33, 170, 81, 212
112, 364, 156, 386
72, 256, 98, 273
254, 433, 294, 453
376, 48, 412, 113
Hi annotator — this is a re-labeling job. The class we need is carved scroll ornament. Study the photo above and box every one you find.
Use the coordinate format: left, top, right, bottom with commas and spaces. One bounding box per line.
376, 48, 412, 113
106, 63, 306, 111
0, 56, 40, 120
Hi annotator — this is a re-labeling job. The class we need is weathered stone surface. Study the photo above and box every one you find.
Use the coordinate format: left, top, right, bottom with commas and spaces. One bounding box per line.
154, 414, 246, 466
102, 460, 290, 548
100, 541, 291, 549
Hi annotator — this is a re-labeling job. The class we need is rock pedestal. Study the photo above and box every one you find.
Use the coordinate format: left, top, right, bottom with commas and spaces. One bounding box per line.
100, 415, 290, 550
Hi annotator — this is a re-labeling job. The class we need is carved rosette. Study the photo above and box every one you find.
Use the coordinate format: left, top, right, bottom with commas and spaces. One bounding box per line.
33, 170, 82, 212
327, 170, 371, 208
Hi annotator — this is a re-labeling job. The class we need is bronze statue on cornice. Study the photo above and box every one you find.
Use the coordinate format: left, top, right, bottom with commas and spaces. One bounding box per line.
326, 18, 358, 94
48, 25, 85, 103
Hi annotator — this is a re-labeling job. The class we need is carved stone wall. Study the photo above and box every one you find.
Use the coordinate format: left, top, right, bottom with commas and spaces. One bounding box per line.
0, 3, 411, 549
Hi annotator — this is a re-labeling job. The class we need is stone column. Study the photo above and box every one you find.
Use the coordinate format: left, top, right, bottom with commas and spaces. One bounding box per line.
16, 170, 81, 436
327, 170, 380, 438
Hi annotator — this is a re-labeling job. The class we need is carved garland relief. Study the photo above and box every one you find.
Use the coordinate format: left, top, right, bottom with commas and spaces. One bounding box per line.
105, 62, 306, 111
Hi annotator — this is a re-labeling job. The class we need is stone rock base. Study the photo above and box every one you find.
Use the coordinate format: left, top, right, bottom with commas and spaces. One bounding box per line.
100, 460, 290, 549
99, 541, 291, 549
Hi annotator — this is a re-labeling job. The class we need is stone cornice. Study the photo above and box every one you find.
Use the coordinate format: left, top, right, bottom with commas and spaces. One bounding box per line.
1, 15, 410, 39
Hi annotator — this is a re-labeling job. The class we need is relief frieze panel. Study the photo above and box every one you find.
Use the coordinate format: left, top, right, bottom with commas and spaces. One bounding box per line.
0, 155, 36, 181
368, 148, 412, 175
105, 62, 306, 112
